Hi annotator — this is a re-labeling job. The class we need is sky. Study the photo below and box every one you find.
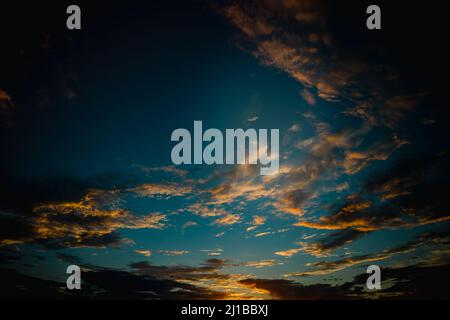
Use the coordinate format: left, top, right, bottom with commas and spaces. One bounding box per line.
1, 0, 450, 299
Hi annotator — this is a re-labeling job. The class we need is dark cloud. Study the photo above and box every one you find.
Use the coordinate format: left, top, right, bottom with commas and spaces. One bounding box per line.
82, 269, 226, 300
353, 264, 450, 299
0, 265, 225, 300
0, 89, 14, 127
240, 264, 450, 299
221, 0, 447, 127
0, 247, 21, 265
296, 152, 450, 244
2, 247, 450, 300
290, 230, 450, 276
129, 259, 230, 281
0, 212, 34, 245
1, 257, 229, 300
0, 174, 168, 248
239, 278, 350, 300
56, 253, 84, 265
1, 267, 72, 300
312, 229, 367, 255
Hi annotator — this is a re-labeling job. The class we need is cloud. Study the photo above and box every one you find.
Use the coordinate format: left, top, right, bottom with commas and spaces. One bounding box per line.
213, 214, 241, 226
287, 230, 450, 276
129, 182, 192, 198
0, 88, 14, 127
4, 260, 450, 299
223, 3, 275, 38
181, 221, 198, 231
134, 250, 152, 257
82, 267, 226, 299
298, 230, 366, 258
157, 250, 189, 256
187, 203, 228, 218
238, 278, 349, 300
130, 259, 228, 280
288, 123, 301, 133
366, 264, 450, 299
294, 152, 450, 238
343, 102, 377, 125
31, 190, 167, 248
342, 137, 407, 175
1, 268, 75, 299
134, 165, 189, 177
271, 124, 374, 216
247, 116, 259, 122
222, 0, 430, 131
300, 89, 316, 106
239, 259, 278, 268
222, 0, 368, 105
207, 175, 276, 205
273, 231, 365, 259
380, 94, 425, 127
0, 247, 20, 264
56, 252, 84, 264
246, 215, 266, 232
208, 252, 222, 256
0, 212, 34, 246
255, 232, 271, 237
0, 89, 12, 104
273, 189, 312, 216
274, 248, 302, 258
1, 259, 228, 299
201, 248, 223, 257
0, 181, 167, 248
240, 262, 450, 299
128, 259, 263, 299
129, 259, 271, 299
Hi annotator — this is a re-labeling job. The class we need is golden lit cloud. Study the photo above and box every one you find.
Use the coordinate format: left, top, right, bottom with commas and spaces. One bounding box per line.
274, 248, 302, 257
130, 182, 192, 198
134, 250, 152, 257
213, 214, 241, 226
30, 189, 167, 247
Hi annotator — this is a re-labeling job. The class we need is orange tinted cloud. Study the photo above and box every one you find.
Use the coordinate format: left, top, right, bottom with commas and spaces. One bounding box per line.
134, 250, 152, 257
274, 248, 302, 257
30, 189, 167, 247
130, 182, 192, 198
214, 214, 241, 226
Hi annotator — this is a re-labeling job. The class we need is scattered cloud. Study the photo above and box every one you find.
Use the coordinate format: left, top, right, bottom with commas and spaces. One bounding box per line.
239, 259, 279, 268
157, 250, 190, 256
288, 123, 301, 133
213, 214, 241, 226
181, 221, 198, 231
134, 250, 152, 257
274, 248, 302, 258
287, 230, 450, 276
130, 182, 192, 198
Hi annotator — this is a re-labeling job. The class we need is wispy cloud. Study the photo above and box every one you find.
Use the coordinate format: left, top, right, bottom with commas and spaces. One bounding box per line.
130, 182, 192, 198
157, 250, 190, 256
135, 250, 152, 257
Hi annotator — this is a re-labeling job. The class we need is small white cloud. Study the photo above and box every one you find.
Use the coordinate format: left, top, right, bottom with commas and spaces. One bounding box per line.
288, 123, 301, 132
